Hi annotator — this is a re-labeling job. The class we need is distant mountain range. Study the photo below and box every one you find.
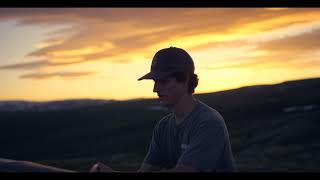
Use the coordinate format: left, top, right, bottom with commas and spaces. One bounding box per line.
195, 77, 320, 116
0, 77, 319, 112
0, 99, 114, 112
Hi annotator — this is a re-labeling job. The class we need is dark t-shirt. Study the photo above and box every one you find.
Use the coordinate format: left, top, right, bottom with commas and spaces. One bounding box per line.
143, 99, 237, 172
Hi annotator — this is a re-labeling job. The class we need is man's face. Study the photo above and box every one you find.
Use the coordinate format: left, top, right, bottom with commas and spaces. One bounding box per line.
153, 76, 188, 108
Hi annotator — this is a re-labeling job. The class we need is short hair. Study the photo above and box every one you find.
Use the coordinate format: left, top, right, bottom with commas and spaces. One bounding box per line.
171, 71, 199, 94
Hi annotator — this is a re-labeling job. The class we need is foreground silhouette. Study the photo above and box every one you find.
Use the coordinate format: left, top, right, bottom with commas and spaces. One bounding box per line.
0, 158, 76, 172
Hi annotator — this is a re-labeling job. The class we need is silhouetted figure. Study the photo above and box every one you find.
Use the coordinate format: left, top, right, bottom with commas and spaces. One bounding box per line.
90, 47, 237, 172
0, 158, 75, 172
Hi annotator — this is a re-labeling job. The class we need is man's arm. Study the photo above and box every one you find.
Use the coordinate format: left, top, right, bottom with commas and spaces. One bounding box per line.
139, 163, 199, 172
159, 165, 199, 172
90, 162, 118, 172
175, 116, 227, 172
90, 162, 198, 173
137, 163, 162, 172
90, 162, 161, 173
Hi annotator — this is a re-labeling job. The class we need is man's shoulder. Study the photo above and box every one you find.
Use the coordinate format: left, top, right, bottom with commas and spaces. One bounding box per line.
191, 101, 232, 140
154, 113, 173, 129
194, 100, 226, 127
197, 100, 223, 118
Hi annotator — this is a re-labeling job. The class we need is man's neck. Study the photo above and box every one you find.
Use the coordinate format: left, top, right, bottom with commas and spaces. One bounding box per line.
172, 94, 196, 125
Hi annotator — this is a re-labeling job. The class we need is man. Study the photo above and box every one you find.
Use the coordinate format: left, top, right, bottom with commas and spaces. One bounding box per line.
90, 47, 237, 172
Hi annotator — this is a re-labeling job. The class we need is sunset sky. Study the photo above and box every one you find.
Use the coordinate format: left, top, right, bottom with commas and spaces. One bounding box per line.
1, 8, 320, 101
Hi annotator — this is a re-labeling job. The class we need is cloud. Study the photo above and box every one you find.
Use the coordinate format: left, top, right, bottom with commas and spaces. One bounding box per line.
255, 27, 320, 53
1, 8, 320, 80
0, 60, 49, 70
198, 53, 318, 72
20, 71, 96, 80
0, 59, 87, 70
5, 8, 318, 62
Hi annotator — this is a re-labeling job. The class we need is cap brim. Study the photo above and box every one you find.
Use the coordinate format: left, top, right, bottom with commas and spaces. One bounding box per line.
138, 71, 172, 81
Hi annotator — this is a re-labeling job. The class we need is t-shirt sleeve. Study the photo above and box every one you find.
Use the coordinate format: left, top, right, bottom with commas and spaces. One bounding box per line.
143, 121, 165, 167
176, 114, 226, 172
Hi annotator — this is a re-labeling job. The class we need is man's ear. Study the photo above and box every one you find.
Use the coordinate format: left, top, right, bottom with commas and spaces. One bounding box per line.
183, 74, 190, 89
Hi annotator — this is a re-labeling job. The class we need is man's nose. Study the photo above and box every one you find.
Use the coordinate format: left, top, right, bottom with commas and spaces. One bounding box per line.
153, 82, 159, 93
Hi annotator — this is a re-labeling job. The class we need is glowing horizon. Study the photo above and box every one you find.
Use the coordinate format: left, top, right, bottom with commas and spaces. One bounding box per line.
1, 8, 320, 101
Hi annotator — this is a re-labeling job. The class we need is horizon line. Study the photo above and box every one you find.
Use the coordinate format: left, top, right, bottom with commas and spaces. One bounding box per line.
1, 76, 319, 103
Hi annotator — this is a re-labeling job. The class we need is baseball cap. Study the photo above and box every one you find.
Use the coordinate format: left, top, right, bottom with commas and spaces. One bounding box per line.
138, 47, 195, 81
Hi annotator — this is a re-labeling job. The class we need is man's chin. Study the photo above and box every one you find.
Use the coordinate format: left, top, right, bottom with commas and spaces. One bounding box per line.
159, 100, 172, 109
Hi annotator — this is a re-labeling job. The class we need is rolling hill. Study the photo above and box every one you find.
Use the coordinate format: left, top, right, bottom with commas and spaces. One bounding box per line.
0, 77, 319, 172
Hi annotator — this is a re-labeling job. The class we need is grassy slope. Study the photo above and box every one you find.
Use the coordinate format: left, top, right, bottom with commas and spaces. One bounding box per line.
1, 78, 319, 172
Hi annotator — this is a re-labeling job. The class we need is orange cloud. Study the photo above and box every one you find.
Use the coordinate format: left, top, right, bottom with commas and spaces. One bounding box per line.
0, 60, 49, 70
20, 71, 96, 80
1, 8, 320, 81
